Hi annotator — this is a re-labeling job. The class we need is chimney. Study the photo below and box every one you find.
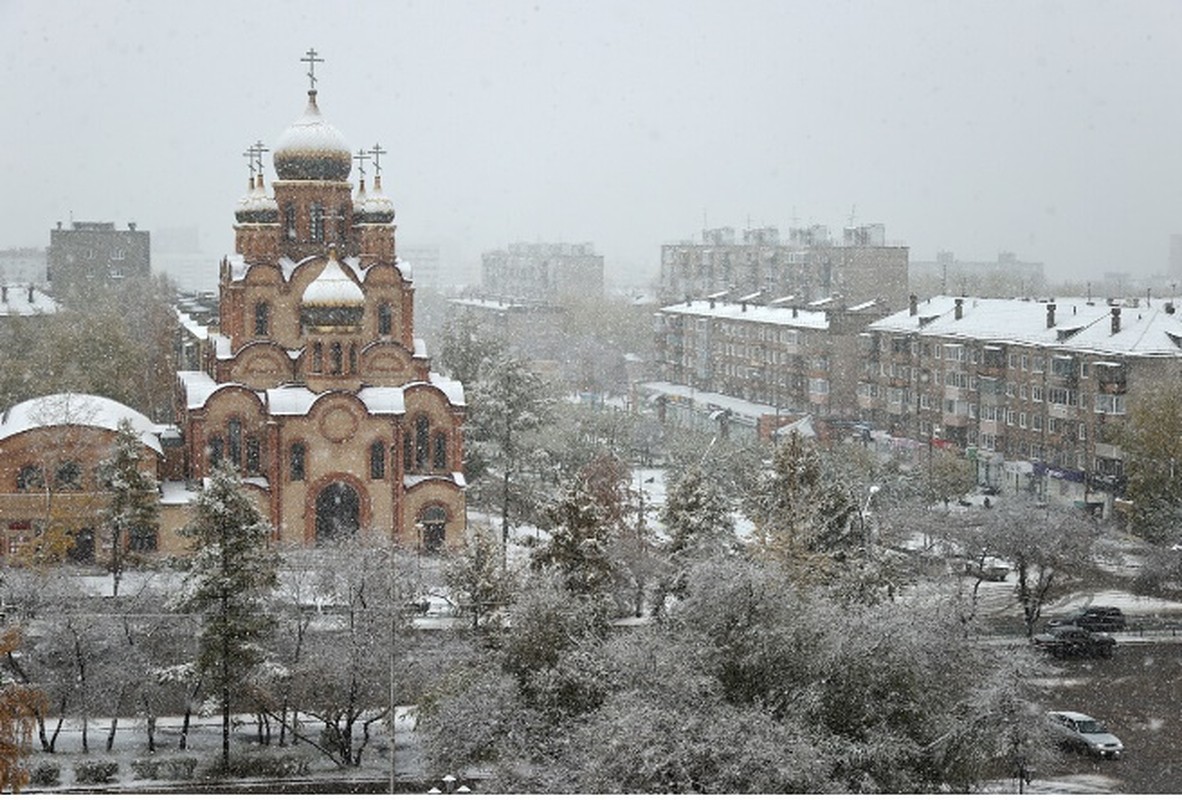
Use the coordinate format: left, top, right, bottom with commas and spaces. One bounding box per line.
1, 285, 6, 303
27, 286, 34, 303
1046, 303, 1056, 329
1167, 302, 1176, 315
128, 222, 137, 231
708, 298, 715, 309
909, 293, 918, 316
741, 301, 747, 312
792, 306, 798, 318
954, 297, 964, 321
1111, 306, 1121, 335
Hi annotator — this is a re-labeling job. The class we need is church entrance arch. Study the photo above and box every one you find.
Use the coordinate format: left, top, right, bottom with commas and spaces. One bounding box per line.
315, 482, 360, 543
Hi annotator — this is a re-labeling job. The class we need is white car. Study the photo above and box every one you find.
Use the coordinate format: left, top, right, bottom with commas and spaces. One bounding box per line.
1047, 711, 1124, 758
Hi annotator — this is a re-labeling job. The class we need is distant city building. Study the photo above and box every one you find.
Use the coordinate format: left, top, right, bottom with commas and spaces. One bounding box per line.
650, 296, 888, 440
659, 224, 908, 312
481, 241, 604, 302
399, 244, 442, 289
47, 221, 150, 296
861, 294, 1182, 510
910, 251, 1045, 298
0, 248, 46, 283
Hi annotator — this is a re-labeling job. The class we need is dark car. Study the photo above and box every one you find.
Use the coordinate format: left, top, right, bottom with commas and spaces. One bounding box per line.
1033, 625, 1115, 658
1048, 605, 1126, 632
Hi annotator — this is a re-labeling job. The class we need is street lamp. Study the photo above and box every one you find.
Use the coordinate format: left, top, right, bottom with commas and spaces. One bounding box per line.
860, 485, 880, 553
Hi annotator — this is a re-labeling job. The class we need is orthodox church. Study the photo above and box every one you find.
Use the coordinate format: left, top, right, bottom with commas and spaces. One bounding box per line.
174, 61, 467, 550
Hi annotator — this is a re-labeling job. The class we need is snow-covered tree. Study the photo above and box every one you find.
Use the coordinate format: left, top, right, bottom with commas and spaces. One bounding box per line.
98, 419, 159, 597
438, 315, 506, 388
466, 354, 555, 563
445, 524, 517, 630
0, 628, 45, 792
175, 463, 279, 771
660, 464, 735, 558
532, 471, 619, 600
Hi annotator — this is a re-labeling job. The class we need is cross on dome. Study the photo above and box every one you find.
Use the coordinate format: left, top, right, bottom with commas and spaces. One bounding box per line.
354, 149, 370, 179
301, 47, 324, 91
370, 143, 387, 177
242, 146, 256, 178
252, 140, 269, 175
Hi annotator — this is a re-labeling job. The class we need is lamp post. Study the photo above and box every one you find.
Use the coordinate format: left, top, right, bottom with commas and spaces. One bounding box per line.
860, 484, 880, 554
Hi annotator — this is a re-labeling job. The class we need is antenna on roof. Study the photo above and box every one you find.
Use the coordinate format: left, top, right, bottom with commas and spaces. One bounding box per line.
301, 47, 324, 91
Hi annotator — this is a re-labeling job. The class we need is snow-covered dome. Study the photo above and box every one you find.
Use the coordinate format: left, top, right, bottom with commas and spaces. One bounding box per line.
355, 175, 395, 225
273, 91, 352, 182
235, 176, 279, 224
301, 253, 365, 331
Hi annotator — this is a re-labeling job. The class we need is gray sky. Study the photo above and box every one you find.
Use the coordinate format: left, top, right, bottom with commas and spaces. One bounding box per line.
2, 0, 1180, 290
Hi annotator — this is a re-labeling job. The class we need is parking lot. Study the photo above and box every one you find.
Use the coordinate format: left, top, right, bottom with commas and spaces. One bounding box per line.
1029, 639, 1182, 793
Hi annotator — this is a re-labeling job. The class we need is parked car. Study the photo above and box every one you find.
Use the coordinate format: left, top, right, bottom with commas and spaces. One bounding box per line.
1047, 711, 1124, 758
1032, 625, 1115, 658
1048, 605, 1126, 632
964, 555, 1009, 581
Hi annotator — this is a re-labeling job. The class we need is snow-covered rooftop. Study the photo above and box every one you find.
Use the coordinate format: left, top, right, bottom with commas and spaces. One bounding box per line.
0, 283, 58, 317
642, 380, 786, 423
302, 256, 364, 306
0, 393, 162, 453
871, 295, 1182, 357
659, 299, 832, 330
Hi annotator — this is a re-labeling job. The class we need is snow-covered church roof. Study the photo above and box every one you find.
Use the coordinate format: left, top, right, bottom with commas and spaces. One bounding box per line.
0, 393, 162, 453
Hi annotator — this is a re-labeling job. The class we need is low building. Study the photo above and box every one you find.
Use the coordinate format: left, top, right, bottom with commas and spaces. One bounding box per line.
0, 283, 58, 329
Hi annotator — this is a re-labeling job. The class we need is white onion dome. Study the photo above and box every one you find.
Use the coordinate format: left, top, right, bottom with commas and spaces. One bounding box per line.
273, 90, 352, 181
301, 252, 364, 330
234, 176, 279, 224
356, 175, 396, 224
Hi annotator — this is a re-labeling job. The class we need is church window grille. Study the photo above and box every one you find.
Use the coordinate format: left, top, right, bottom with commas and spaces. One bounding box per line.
310, 203, 325, 243
370, 441, 386, 479
254, 302, 269, 336
330, 342, 343, 375
290, 443, 306, 481
433, 432, 448, 470
415, 416, 430, 470
378, 303, 392, 336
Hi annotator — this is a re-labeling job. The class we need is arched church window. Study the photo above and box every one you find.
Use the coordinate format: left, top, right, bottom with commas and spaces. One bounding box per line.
433, 432, 448, 470
254, 302, 269, 336
209, 435, 224, 465
16, 464, 44, 492
228, 419, 242, 466
289, 442, 306, 481
415, 416, 430, 470
402, 431, 412, 472
310, 203, 325, 243
246, 437, 261, 475
284, 203, 296, 241
312, 342, 323, 373
336, 205, 348, 244
370, 440, 386, 480
330, 342, 343, 375
378, 303, 392, 336
349, 344, 358, 374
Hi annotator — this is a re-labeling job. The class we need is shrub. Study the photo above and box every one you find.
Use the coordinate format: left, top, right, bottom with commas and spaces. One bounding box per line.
29, 762, 60, 787
132, 757, 198, 781
74, 760, 119, 784
209, 753, 310, 779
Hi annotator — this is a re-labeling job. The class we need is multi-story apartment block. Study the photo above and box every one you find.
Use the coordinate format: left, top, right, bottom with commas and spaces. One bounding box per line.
47, 221, 150, 296
652, 296, 887, 432
481, 241, 604, 303
910, 250, 1045, 298
861, 294, 1182, 505
658, 224, 909, 312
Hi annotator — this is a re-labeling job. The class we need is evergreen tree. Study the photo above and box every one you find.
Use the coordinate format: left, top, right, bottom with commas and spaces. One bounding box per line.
438, 316, 506, 388
445, 524, 516, 630
532, 472, 617, 599
99, 419, 159, 597
660, 465, 735, 558
176, 463, 279, 771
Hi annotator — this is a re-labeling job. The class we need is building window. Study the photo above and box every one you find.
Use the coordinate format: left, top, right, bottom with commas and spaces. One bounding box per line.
403, 431, 413, 471
370, 440, 386, 480
246, 437, 261, 475
290, 442, 306, 481
349, 344, 357, 374
53, 462, 82, 491
310, 203, 325, 242
16, 465, 44, 492
433, 432, 448, 470
228, 419, 242, 466
209, 436, 224, 465
336, 204, 348, 244
254, 302, 269, 336
418, 505, 447, 554
129, 525, 157, 553
312, 342, 323, 373
378, 303, 392, 336
415, 416, 430, 470
284, 203, 296, 240
330, 342, 343, 375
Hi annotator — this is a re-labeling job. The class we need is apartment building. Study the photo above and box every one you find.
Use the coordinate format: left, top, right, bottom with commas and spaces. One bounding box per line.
658, 224, 909, 312
481, 241, 604, 302
47, 221, 150, 296
861, 295, 1182, 506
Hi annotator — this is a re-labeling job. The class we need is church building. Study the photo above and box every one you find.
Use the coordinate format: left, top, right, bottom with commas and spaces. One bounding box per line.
175, 55, 467, 550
